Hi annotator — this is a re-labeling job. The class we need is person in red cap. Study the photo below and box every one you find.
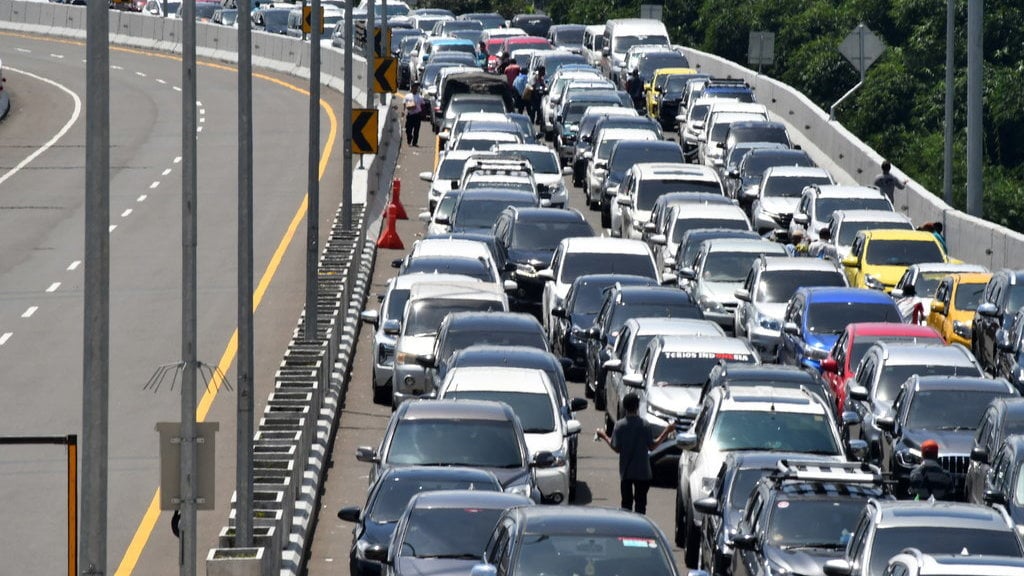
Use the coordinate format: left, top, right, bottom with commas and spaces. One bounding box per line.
908, 439, 954, 500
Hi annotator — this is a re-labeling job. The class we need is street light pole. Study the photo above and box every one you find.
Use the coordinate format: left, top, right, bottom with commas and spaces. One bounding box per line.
966, 0, 983, 217
942, 0, 954, 205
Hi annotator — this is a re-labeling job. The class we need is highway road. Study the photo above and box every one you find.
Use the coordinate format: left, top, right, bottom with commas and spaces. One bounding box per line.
0, 31, 346, 574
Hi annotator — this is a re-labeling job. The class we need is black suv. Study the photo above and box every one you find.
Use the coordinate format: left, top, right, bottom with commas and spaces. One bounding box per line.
968, 434, 1024, 528
972, 269, 1024, 374
965, 397, 1024, 503
572, 115, 663, 188
728, 460, 890, 576
995, 307, 1024, 390
877, 375, 1017, 498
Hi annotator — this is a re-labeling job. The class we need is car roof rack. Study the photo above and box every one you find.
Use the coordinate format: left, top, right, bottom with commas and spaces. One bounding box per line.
772, 459, 883, 485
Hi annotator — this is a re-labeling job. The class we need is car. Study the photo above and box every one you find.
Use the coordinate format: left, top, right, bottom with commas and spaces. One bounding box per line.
820, 500, 1024, 576
877, 375, 1017, 497
972, 269, 1024, 375
538, 237, 660, 346
734, 256, 847, 355
547, 23, 586, 53
721, 121, 792, 163
968, 433, 1024, 528
750, 166, 835, 237
553, 91, 632, 173
602, 141, 685, 230
777, 287, 904, 371
965, 397, 1024, 503
602, 317, 726, 433
654, 71, 708, 130
643, 190, 733, 249
698, 110, 771, 170
395, 238, 507, 286
437, 367, 582, 504
720, 141, 788, 193
356, 399, 555, 499
891, 262, 989, 324
841, 229, 953, 293
820, 209, 915, 262
612, 335, 758, 468
675, 385, 849, 564
337, 466, 502, 576
542, 71, 608, 138
385, 490, 531, 576
883, 548, 1024, 576
449, 130, 524, 152
419, 150, 476, 213
444, 189, 539, 233
925, 272, 992, 346
845, 342, 984, 466
570, 107, 641, 184
437, 93, 509, 138
457, 161, 541, 199
700, 363, 838, 416
820, 322, 945, 414
491, 143, 571, 207
650, 203, 752, 273
668, 228, 760, 279
360, 273, 483, 405
789, 185, 894, 242
994, 308, 1024, 389
475, 506, 682, 576
728, 147, 816, 208
729, 460, 891, 576
583, 285, 703, 408
679, 238, 789, 331
645, 67, 699, 118
585, 128, 660, 209
614, 163, 726, 241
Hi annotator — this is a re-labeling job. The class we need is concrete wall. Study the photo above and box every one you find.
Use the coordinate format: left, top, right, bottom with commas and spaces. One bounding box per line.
681, 46, 1024, 270
0, 56, 8, 119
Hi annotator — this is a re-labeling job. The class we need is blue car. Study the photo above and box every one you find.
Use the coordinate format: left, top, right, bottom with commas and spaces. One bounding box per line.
777, 287, 903, 371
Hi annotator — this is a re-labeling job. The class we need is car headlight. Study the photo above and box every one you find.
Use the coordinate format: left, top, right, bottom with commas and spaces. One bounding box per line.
953, 320, 972, 339
895, 447, 922, 468
699, 296, 726, 313
756, 312, 781, 331
863, 274, 886, 291
394, 350, 416, 365
505, 480, 532, 498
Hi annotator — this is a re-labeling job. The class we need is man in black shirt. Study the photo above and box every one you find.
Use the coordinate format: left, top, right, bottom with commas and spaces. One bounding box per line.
596, 392, 675, 513
909, 439, 954, 500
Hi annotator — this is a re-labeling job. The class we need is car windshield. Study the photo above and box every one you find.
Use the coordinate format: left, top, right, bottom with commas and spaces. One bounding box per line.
614, 35, 670, 53
441, 330, 547, 359
567, 100, 618, 124
763, 175, 832, 198
709, 411, 841, 454
438, 158, 470, 180
815, 198, 890, 220
513, 150, 560, 174
875, 364, 966, 403
400, 507, 506, 559
806, 302, 902, 335
768, 498, 865, 549
608, 302, 701, 334
368, 477, 499, 523
456, 199, 535, 228
838, 220, 912, 246
560, 254, 656, 285
671, 218, 749, 244
908, 389, 1011, 430
405, 300, 502, 336
702, 251, 763, 282
386, 289, 411, 321
451, 99, 506, 117
388, 419, 524, 468
849, 336, 941, 369
637, 181, 721, 211
403, 259, 494, 282
513, 221, 594, 251
952, 281, 987, 311
610, 146, 682, 173
912, 272, 947, 298
758, 270, 845, 303
869, 527, 1023, 576
554, 29, 585, 44
515, 533, 675, 576
664, 76, 693, 92
729, 469, 770, 510
865, 239, 944, 266
741, 153, 814, 179
731, 127, 788, 146
653, 353, 755, 386
444, 391, 555, 433
570, 279, 654, 314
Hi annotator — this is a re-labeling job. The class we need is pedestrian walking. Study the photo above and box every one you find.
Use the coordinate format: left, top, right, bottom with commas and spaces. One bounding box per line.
403, 81, 425, 147
908, 439, 954, 500
595, 392, 676, 514
525, 66, 546, 124
873, 160, 908, 204
512, 69, 529, 114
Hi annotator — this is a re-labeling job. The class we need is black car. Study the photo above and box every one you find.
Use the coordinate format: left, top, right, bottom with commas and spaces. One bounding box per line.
601, 140, 685, 229
973, 269, 1024, 374
966, 397, 1024, 503
421, 312, 548, 387
634, 51, 690, 87
994, 308, 1024, 389
493, 207, 595, 315
446, 189, 539, 233
509, 13, 552, 37
970, 434, 1024, 527
392, 30, 424, 89
729, 148, 815, 208
337, 466, 502, 576
547, 24, 586, 53
551, 274, 660, 379
553, 91, 625, 168
728, 460, 890, 576
573, 114, 663, 186
655, 73, 707, 130
877, 375, 1017, 498
475, 506, 682, 576
670, 228, 761, 279
584, 284, 702, 408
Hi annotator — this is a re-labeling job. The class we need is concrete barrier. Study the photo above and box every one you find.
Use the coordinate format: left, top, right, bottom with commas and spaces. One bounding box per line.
680, 46, 1024, 269
0, 56, 9, 120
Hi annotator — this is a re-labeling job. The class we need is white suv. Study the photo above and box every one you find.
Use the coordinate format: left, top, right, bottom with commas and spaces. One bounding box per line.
613, 163, 724, 240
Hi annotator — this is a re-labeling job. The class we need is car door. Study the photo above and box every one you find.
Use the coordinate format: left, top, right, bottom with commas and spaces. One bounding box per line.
605, 324, 633, 415
845, 235, 865, 287
731, 490, 765, 576
735, 267, 757, 337
967, 407, 997, 503
926, 277, 953, 339
880, 386, 910, 474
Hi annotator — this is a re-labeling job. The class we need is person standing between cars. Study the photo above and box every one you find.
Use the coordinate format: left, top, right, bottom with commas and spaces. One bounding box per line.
404, 82, 425, 147
625, 68, 643, 112
512, 68, 529, 114
504, 58, 522, 88
525, 65, 546, 124
873, 159, 908, 204
595, 392, 676, 514
909, 439, 954, 500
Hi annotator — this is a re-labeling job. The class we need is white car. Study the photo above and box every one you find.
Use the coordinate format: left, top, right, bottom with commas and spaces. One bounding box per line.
542, 70, 607, 138
749, 166, 834, 236
419, 150, 477, 213
789, 185, 894, 242
585, 128, 659, 209
891, 263, 990, 324
492, 143, 571, 208
649, 202, 751, 273
614, 163, 724, 240
698, 110, 768, 169
437, 366, 581, 504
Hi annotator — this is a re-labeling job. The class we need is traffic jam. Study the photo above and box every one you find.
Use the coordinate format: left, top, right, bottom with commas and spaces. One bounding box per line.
338, 7, 1024, 576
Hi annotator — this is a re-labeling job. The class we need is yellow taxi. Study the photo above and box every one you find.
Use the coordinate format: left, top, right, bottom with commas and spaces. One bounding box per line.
926, 272, 992, 346
841, 229, 951, 292
645, 67, 699, 119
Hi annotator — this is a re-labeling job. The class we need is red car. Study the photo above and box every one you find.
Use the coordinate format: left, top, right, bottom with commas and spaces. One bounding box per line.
499, 36, 552, 60
484, 39, 506, 72
821, 322, 943, 414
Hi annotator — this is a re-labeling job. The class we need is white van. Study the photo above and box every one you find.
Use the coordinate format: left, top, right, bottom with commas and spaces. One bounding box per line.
582, 24, 606, 68
601, 18, 670, 86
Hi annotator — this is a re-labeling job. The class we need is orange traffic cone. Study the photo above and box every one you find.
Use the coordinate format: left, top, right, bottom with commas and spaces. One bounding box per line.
389, 178, 408, 220
377, 204, 404, 249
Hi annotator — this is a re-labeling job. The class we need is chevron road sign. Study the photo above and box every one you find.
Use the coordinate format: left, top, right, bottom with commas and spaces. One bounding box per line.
351, 109, 379, 154
374, 57, 398, 93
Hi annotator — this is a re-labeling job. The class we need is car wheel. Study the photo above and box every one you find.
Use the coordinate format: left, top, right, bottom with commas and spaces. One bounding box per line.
684, 511, 700, 568
595, 384, 607, 411
569, 450, 578, 503
604, 412, 615, 436
601, 203, 611, 229
674, 493, 687, 547
372, 383, 391, 405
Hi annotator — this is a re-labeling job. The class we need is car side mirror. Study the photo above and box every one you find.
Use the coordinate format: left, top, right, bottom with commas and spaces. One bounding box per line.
996, 329, 1013, 351
793, 213, 808, 224
565, 419, 582, 436
734, 289, 751, 302
562, 166, 573, 176
419, 170, 434, 182
730, 531, 757, 550
848, 385, 869, 402
570, 397, 588, 412
875, 415, 895, 433
503, 279, 519, 292
694, 497, 720, 516
728, 169, 739, 179
846, 439, 868, 461
418, 211, 432, 222
650, 234, 667, 245
675, 431, 698, 450
360, 309, 380, 327
551, 307, 567, 319
391, 258, 404, 269
414, 354, 436, 368
364, 545, 389, 563
622, 373, 644, 388
977, 302, 999, 317
841, 411, 861, 427
531, 451, 556, 468
471, 564, 498, 576
984, 490, 1008, 507
337, 505, 361, 522
823, 559, 854, 576
382, 319, 401, 336
820, 358, 838, 373
435, 216, 452, 226
644, 222, 656, 232
661, 274, 678, 286
890, 288, 905, 298
355, 446, 379, 463
930, 300, 946, 314
783, 321, 800, 336
616, 196, 632, 207
970, 446, 989, 464
841, 255, 858, 268
602, 358, 623, 373
537, 269, 555, 282
678, 267, 696, 280
586, 326, 601, 340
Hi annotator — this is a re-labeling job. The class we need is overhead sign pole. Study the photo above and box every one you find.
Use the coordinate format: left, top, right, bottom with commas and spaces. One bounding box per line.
365, 0, 374, 106
342, 0, 353, 229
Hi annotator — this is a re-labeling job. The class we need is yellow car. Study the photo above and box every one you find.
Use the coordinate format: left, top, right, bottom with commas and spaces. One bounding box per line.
926, 272, 992, 346
841, 229, 951, 292
645, 67, 698, 119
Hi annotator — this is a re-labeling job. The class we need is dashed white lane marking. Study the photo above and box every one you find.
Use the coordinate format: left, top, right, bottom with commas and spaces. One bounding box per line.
109, 224, 117, 233
172, 86, 182, 92
67, 260, 81, 271
112, 65, 124, 70
22, 307, 37, 318
149, 181, 160, 189
199, 117, 205, 123
137, 194, 147, 202
16, 48, 30, 53
199, 108, 206, 115
50, 54, 64, 59
0, 332, 12, 346
174, 156, 182, 164
46, 282, 61, 293
156, 79, 167, 84
135, 71, 147, 77
196, 100, 203, 106
162, 168, 172, 176
197, 126, 203, 133
121, 209, 133, 218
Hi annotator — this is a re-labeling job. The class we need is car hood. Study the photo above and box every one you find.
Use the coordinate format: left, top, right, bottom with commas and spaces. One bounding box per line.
508, 247, 554, 267
700, 280, 742, 305
805, 331, 838, 352
860, 264, 908, 288
754, 302, 788, 322
397, 335, 435, 355
524, 430, 564, 456
360, 519, 398, 557
760, 197, 799, 215
489, 467, 532, 489
764, 545, 842, 576
901, 428, 975, 456
645, 384, 701, 415
534, 173, 563, 187
395, 557, 479, 576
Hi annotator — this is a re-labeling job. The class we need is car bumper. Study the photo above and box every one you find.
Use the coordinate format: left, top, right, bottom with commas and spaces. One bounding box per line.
535, 464, 571, 504
392, 364, 433, 404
